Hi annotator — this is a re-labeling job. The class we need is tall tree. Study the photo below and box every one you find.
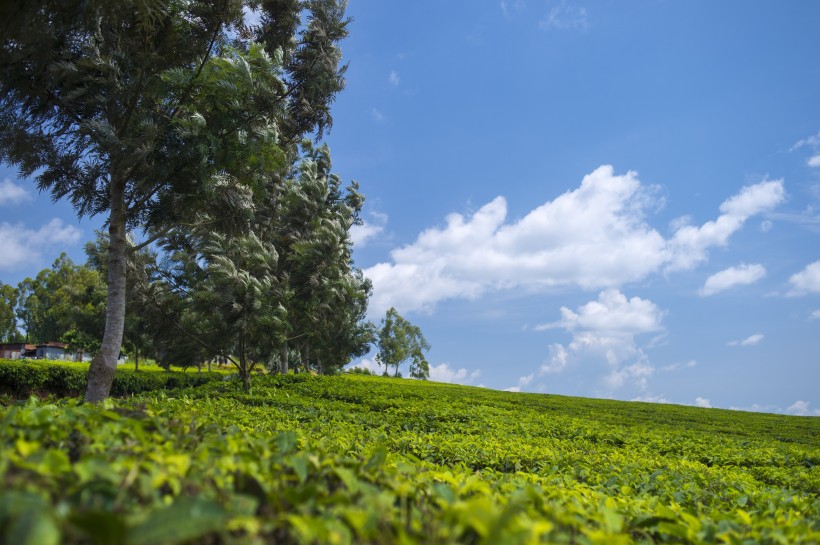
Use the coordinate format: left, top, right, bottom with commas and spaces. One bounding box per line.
0, 0, 349, 401
375, 308, 431, 379
14, 254, 105, 348
0, 283, 21, 343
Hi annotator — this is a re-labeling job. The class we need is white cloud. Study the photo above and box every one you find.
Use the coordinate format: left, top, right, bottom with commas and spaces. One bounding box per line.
0, 179, 32, 206
699, 263, 766, 296
785, 400, 820, 417
808, 154, 820, 168
539, 1, 588, 31
694, 397, 712, 408
503, 373, 534, 392
728, 333, 764, 347
0, 219, 83, 271
810, 310, 820, 320
791, 131, 820, 152
632, 395, 669, 404
346, 358, 382, 374
665, 179, 785, 272
365, 166, 784, 315
730, 400, 820, 416
389, 70, 400, 86
788, 261, 820, 295
662, 360, 697, 372
428, 363, 482, 385
538, 288, 664, 336
538, 289, 664, 392
371, 108, 385, 122
760, 220, 773, 233
500, 0, 525, 18
350, 211, 388, 248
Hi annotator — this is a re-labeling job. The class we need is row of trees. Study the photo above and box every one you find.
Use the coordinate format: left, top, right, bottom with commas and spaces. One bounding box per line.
0, 0, 355, 400
0, 0, 431, 395
1, 243, 430, 384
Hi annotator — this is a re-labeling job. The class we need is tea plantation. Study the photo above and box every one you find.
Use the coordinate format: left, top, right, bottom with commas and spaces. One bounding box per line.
1, 360, 818, 544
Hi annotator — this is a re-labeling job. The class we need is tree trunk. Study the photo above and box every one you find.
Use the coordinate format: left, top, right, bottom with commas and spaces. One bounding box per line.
134, 349, 140, 372
280, 341, 289, 374
84, 178, 127, 403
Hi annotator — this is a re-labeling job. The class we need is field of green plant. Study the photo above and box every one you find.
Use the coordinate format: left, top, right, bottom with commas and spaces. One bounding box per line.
1, 362, 818, 544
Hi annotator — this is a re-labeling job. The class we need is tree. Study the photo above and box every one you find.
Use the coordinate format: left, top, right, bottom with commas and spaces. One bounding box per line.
0, 283, 21, 343
14, 254, 105, 347
0, 0, 350, 401
375, 308, 431, 379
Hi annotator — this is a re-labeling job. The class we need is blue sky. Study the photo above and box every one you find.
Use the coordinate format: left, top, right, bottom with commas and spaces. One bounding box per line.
1, 1, 819, 415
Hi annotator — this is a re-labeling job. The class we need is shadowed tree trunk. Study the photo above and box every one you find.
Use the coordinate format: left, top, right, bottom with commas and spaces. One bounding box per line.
85, 181, 127, 403
280, 342, 289, 373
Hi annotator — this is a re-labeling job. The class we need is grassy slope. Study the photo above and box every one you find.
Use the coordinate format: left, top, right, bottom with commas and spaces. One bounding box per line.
1, 371, 818, 544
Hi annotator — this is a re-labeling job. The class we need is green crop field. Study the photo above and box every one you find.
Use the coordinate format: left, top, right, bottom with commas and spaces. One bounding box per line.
1, 362, 818, 544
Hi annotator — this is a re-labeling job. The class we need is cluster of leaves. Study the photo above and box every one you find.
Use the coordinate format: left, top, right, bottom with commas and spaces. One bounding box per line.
1, 367, 818, 544
0, 359, 222, 400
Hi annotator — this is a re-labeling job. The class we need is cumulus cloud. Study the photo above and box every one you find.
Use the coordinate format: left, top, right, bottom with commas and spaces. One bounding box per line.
699, 263, 766, 296
694, 397, 712, 408
808, 155, 820, 168
389, 70, 400, 86
728, 333, 764, 347
364, 166, 784, 315
0, 219, 83, 271
788, 261, 820, 295
786, 400, 820, 417
503, 373, 534, 392
810, 310, 820, 320
538, 289, 664, 392
428, 363, 482, 385
665, 180, 785, 272
0, 179, 32, 206
350, 211, 388, 248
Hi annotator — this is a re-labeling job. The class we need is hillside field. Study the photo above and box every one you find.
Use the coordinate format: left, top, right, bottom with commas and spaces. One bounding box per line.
1, 361, 818, 544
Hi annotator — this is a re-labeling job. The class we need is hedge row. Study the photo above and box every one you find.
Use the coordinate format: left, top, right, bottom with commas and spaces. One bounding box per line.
0, 359, 222, 398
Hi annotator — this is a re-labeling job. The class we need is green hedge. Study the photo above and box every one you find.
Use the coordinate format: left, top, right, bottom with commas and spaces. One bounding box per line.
0, 359, 222, 398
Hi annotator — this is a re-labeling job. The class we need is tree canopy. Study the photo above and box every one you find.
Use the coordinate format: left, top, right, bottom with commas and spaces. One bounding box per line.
0, 0, 351, 400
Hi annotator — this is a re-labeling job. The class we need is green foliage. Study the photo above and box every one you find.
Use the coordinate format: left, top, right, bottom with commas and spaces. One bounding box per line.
14, 254, 106, 345
0, 282, 21, 342
0, 359, 219, 398
1, 367, 817, 544
376, 307, 430, 378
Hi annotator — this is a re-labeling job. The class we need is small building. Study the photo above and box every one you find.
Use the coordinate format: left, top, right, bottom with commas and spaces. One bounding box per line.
0, 343, 36, 359
35, 342, 68, 360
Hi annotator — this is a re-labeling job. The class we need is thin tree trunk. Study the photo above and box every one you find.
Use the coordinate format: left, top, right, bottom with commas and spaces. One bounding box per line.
280, 341, 289, 374
134, 349, 140, 372
85, 178, 127, 403
305, 343, 311, 374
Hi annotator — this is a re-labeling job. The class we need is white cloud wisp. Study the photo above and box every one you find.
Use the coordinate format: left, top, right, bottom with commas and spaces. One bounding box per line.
699, 263, 766, 296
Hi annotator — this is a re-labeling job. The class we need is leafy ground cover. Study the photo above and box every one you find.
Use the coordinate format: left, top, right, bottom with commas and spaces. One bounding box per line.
1, 368, 818, 544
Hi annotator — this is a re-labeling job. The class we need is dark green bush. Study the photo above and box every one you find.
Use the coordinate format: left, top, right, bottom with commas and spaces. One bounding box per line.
0, 359, 221, 398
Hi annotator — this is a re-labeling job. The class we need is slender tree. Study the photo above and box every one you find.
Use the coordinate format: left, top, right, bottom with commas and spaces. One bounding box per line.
0, 0, 350, 401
